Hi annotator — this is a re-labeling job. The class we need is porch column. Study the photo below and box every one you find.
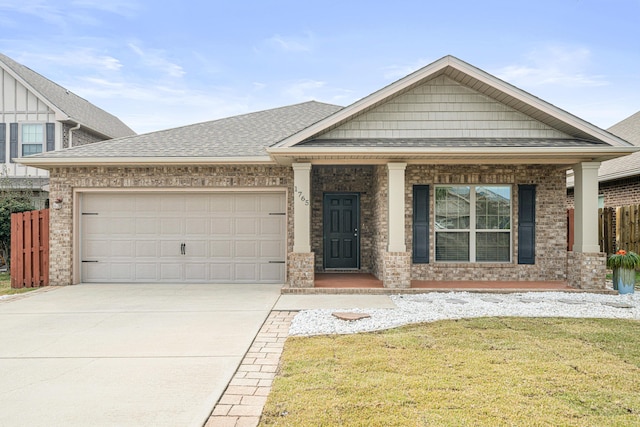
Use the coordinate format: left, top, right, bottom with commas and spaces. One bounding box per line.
289, 162, 314, 288
292, 162, 312, 252
573, 162, 600, 253
569, 161, 606, 289
387, 162, 407, 252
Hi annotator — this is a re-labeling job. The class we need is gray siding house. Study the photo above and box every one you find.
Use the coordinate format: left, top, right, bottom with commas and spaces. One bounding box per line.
0, 53, 135, 207
19, 56, 636, 289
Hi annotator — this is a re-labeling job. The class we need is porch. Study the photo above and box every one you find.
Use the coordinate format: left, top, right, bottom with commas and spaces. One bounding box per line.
280, 273, 608, 294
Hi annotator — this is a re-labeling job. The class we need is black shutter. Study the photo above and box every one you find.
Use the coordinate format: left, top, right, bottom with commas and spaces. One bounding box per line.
9, 123, 18, 162
518, 185, 536, 264
46, 123, 55, 151
0, 123, 5, 163
413, 185, 430, 263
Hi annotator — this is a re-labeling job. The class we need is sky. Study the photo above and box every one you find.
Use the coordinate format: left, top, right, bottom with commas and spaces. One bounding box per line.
1, 0, 639, 135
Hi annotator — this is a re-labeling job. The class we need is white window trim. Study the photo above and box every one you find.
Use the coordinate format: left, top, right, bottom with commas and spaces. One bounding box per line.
435, 184, 512, 263
20, 122, 45, 157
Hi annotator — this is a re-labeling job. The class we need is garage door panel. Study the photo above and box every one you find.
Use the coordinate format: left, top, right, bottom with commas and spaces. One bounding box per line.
82, 192, 286, 283
83, 262, 111, 282
260, 263, 285, 283
259, 240, 284, 258
160, 218, 182, 235
260, 217, 284, 235
235, 263, 258, 281
235, 241, 257, 258
235, 195, 258, 212
235, 218, 257, 235
210, 263, 232, 281
160, 264, 181, 281
135, 264, 159, 281
135, 218, 160, 235
211, 195, 233, 213
212, 219, 232, 235
185, 263, 207, 281
211, 240, 232, 258
135, 241, 158, 258
160, 241, 182, 258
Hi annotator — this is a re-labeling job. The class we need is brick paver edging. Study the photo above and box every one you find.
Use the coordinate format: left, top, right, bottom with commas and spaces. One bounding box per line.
205, 311, 296, 427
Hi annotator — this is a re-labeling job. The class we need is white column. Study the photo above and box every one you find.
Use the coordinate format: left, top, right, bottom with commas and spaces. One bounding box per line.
573, 161, 601, 253
387, 162, 407, 252
292, 162, 312, 253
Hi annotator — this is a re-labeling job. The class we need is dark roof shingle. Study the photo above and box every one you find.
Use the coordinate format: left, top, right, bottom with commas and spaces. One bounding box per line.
0, 53, 135, 138
28, 101, 343, 159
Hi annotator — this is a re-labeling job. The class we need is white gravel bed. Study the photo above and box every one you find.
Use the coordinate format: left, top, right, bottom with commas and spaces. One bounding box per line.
289, 291, 640, 336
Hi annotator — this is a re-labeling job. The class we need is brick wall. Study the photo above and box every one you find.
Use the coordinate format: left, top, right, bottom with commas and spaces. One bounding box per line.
406, 165, 568, 281
567, 176, 640, 209
48, 165, 293, 285
62, 125, 106, 148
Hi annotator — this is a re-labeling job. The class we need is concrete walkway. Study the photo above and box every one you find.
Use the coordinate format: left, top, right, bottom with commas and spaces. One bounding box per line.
0, 283, 285, 427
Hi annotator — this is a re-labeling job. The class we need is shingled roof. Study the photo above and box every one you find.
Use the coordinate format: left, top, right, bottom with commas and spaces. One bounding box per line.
594, 111, 640, 182
0, 53, 135, 139
24, 101, 342, 161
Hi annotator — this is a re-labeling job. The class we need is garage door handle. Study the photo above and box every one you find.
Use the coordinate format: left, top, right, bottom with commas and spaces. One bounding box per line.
268, 261, 285, 264
180, 243, 186, 255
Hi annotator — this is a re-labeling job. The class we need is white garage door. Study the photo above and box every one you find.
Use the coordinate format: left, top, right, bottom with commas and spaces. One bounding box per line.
81, 192, 286, 283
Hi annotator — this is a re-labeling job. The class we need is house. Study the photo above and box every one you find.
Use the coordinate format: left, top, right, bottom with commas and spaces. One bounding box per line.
18, 56, 636, 289
0, 53, 135, 208
567, 111, 640, 208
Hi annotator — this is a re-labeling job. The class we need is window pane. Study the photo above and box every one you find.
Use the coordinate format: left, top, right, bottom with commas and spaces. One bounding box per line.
22, 144, 43, 156
476, 232, 510, 262
476, 186, 510, 230
22, 124, 44, 143
436, 232, 469, 261
435, 186, 470, 230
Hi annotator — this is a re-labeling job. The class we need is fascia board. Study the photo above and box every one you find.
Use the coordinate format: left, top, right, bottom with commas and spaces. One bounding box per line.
16, 156, 276, 168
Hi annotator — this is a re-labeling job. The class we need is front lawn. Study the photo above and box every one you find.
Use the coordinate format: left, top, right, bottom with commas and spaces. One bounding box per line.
261, 318, 640, 426
0, 272, 39, 296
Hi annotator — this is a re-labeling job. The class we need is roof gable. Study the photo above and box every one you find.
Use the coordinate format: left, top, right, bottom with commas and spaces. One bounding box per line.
316, 74, 571, 140
0, 53, 135, 139
273, 55, 630, 148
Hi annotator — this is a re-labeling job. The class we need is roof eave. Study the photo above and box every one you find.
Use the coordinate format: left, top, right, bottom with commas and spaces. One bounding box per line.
16, 156, 276, 169
268, 146, 639, 165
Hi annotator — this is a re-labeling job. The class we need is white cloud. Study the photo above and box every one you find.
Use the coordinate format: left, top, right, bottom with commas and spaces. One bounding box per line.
496, 46, 609, 88
267, 34, 313, 52
128, 43, 185, 78
71, 0, 141, 18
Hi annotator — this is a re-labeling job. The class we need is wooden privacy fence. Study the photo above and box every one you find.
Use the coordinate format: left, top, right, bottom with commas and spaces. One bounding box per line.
567, 206, 634, 255
11, 209, 49, 288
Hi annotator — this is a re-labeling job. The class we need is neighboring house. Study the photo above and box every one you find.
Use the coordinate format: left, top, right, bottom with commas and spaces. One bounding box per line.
567, 111, 640, 208
0, 53, 135, 208
19, 56, 636, 290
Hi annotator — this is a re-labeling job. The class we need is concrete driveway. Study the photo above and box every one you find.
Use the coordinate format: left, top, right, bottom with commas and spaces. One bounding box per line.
0, 283, 282, 427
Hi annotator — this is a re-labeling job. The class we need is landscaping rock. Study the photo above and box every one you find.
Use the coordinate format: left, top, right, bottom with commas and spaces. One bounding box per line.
332, 312, 371, 321
445, 298, 469, 305
602, 302, 634, 309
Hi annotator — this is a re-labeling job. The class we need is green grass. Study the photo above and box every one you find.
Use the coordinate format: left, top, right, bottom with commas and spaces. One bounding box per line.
261, 318, 640, 426
0, 272, 39, 296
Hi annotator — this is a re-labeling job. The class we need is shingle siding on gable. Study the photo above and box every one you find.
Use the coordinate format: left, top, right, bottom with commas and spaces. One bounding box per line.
318, 75, 571, 140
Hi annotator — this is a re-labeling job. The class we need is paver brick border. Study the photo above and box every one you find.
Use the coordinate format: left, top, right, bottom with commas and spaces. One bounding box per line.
205, 311, 296, 427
